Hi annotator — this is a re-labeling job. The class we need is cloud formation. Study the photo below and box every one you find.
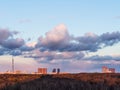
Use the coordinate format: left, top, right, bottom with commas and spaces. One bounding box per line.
100, 31, 120, 46
2, 38, 25, 49
1, 25, 120, 72
0, 29, 12, 43
1, 24, 120, 62
85, 55, 120, 61
0, 29, 24, 49
18, 19, 31, 24
37, 24, 70, 51
0, 29, 25, 56
36, 24, 120, 53
114, 16, 120, 19
25, 50, 85, 62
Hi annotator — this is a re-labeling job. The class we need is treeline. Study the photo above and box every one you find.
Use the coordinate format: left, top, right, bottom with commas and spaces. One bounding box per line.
1, 74, 120, 90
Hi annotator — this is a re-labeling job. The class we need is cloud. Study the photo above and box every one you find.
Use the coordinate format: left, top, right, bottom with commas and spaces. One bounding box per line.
2, 38, 25, 49
36, 24, 120, 52
26, 42, 37, 47
29, 24, 120, 72
73, 31, 120, 52
0, 24, 119, 62
1, 25, 120, 62
9, 50, 22, 56
18, 19, 31, 24
114, 16, 120, 19
0, 29, 25, 56
0, 29, 24, 49
0, 47, 10, 55
0, 29, 12, 43
70, 32, 99, 52
84, 55, 120, 61
1, 25, 120, 72
0, 29, 37, 56
24, 49, 85, 62
20, 45, 34, 52
56, 55, 120, 72
0, 48, 5, 55
36, 24, 70, 51
100, 31, 120, 46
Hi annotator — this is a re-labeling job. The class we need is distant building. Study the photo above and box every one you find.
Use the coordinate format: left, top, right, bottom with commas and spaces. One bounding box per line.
109, 68, 115, 73
14, 70, 22, 74
52, 68, 61, 74
102, 66, 108, 73
102, 66, 115, 73
52, 68, 56, 73
57, 68, 60, 74
38, 68, 47, 74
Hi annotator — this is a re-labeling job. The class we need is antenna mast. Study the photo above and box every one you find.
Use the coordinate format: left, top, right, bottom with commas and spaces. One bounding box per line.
12, 56, 14, 73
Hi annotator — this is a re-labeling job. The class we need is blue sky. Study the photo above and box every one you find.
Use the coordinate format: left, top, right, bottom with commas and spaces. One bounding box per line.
0, 0, 120, 73
0, 0, 120, 37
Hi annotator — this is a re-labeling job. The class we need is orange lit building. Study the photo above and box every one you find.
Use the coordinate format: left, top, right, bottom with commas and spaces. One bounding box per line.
102, 66, 115, 73
102, 66, 108, 73
38, 68, 47, 74
109, 68, 115, 73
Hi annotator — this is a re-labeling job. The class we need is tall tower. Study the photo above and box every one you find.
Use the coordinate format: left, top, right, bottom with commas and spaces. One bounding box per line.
12, 56, 14, 73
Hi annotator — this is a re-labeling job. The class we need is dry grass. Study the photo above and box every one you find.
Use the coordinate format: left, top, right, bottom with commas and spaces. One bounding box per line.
0, 73, 120, 90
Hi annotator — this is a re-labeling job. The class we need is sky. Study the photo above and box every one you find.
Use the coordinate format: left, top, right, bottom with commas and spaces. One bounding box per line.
0, 0, 120, 73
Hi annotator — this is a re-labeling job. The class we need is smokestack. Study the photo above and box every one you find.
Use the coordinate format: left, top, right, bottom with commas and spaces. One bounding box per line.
12, 56, 14, 73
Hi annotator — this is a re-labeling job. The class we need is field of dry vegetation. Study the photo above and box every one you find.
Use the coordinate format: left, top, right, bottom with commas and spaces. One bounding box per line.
0, 73, 120, 90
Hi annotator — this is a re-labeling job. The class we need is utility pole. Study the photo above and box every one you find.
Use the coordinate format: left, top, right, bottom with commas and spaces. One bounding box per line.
12, 56, 14, 73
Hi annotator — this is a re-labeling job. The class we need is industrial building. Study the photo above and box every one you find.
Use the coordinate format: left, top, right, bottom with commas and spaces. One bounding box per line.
102, 66, 115, 73
52, 68, 60, 74
38, 68, 47, 74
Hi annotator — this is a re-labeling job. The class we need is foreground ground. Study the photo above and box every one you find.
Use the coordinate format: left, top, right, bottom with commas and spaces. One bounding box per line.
0, 73, 120, 90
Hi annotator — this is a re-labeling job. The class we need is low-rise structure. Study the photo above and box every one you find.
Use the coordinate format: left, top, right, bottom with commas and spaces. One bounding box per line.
38, 68, 47, 74
102, 66, 115, 73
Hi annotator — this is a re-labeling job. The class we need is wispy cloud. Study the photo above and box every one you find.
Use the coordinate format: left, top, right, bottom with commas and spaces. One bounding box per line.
18, 19, 31, 24
114, 16, 120, 19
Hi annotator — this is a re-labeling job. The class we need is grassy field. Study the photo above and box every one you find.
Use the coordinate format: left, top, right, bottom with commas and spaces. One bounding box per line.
0, 73, 120, 90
